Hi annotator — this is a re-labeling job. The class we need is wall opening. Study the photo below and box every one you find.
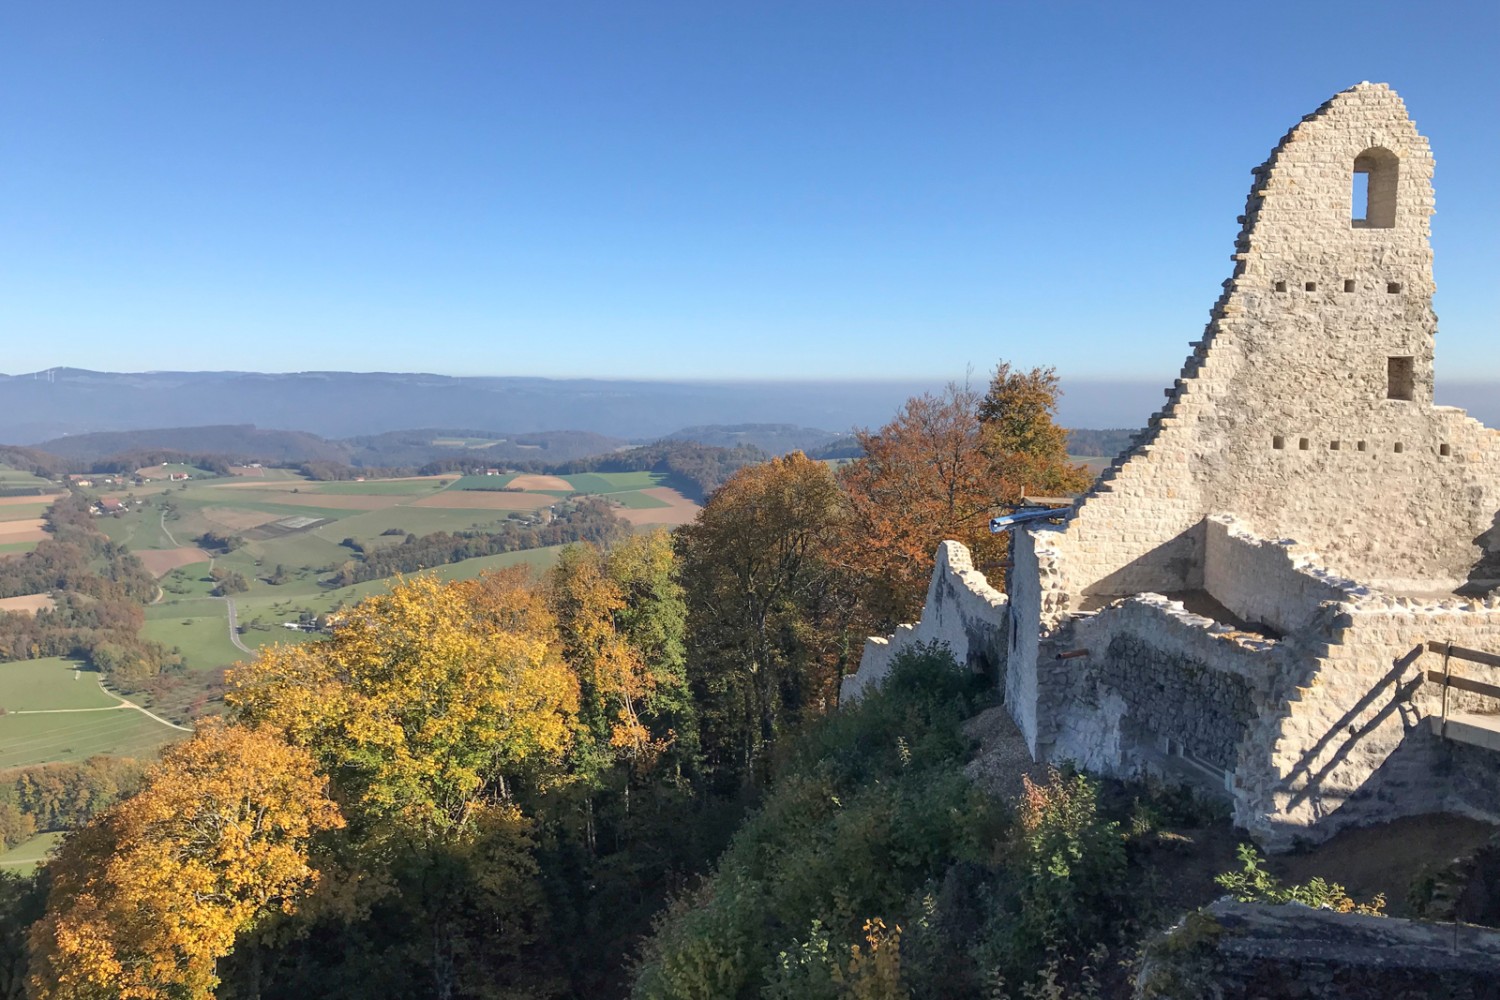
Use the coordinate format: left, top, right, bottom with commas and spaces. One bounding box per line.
1388, 281, 1403, 294
1441, 444, 1452, 457
1394, 442, 1405, 454
1352, 147, 1398, 229
1330, 440, 1340, 451
1344, 279, 1356, 293
1305, 281, 1317, 292
1357, 440, 1367, 452
1387, 356, 1415, 401
1274, 280, 1287, 293
1298, 438, 1309, 451
1272, 435, 1285, 450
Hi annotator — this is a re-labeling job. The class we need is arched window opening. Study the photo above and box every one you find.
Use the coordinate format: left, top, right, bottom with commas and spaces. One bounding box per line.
1352, 148, 1398, 229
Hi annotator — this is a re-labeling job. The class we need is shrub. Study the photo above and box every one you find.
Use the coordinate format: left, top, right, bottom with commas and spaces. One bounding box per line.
1214, 843, 1385, 914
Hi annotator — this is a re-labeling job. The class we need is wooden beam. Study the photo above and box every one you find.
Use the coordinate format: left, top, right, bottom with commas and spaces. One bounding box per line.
1425, 641, 1500, 670
1423, 671, 1500, 701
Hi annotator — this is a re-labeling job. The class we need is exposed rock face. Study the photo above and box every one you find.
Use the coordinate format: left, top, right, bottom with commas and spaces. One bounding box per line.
844, 84, 1500, 850
1136, 900, 1500, 1000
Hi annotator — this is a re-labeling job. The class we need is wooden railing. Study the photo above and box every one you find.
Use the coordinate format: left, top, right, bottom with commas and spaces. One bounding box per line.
1425, 641, 1500, 742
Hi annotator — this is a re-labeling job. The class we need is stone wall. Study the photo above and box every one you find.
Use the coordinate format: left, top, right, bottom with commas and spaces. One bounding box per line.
1137, 900, 1500, 999
1046, 83, 1500, 600
1038, 591, 1281, 797
839, 541, 1007, 703
1245, 596, 1500, 848
1202, 514, 1362, 635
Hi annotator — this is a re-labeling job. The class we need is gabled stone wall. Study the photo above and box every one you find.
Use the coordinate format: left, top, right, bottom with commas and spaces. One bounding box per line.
847, 83, 1500, 852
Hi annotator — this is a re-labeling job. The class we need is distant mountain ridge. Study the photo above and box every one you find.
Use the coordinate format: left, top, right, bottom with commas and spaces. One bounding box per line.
31, 424, 627, 468
0, 369, 950, 444
661, 424, 843, 455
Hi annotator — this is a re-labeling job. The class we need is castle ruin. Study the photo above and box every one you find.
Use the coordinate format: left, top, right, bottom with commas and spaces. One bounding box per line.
843, 83, 1500, 850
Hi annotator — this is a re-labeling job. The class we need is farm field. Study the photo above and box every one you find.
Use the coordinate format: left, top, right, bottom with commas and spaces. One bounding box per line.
0, 710, 185, 769
0, 465, 55, 491
0, 657, 116, 712
8, 470, 702, 748
0, 501, 51, 522
135, 462, 211, 481
0, 831, 66, 873
0, 657, 185, 768
0, 593, 55, 614
142, 615, 244, 672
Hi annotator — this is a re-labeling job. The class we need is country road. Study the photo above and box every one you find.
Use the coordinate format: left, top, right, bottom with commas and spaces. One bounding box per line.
224, 598, 251, 654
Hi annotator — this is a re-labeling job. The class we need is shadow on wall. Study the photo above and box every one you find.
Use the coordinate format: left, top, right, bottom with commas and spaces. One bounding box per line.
1461, 509, 1500, 597
1079, 524, 1205, 606
1284, 645, 1425, 814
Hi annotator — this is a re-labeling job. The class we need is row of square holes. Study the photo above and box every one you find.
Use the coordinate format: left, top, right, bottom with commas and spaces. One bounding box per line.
1272, 436, 1450, 456
1274, 279, 1402, 293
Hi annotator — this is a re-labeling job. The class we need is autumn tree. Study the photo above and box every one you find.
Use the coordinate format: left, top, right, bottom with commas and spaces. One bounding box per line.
837, 381, 998, 628
978, 363, 1091, 501
27, 723, 342, 1000
837, 364, 1088, 626
224, 571, 577, 996
227, 572, 577, 841
677, 453, 857, 788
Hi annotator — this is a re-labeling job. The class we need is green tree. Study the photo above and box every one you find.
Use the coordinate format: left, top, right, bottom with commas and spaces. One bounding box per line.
677, 453, 857, 789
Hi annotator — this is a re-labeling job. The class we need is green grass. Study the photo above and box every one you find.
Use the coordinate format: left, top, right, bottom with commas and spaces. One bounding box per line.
0, 831, 66, 873
145, 597, 227, 621
171, 495, 358, 524
0, 711, 184, 769
0, 466, 54, 488
561, 471, 669, 494
0, 658, 117, 712
607, 490, 670, 509
432, 437, 505, 449
309, 479, 453, 496
313, 506, 525, 545
142, 615, 243, 673
0, 502, 50, 523
449, 474, 519, 490
156, 563, 221, 600
229, 467, 306, 482
0, 540, 40, 555
96, 502, 178, 550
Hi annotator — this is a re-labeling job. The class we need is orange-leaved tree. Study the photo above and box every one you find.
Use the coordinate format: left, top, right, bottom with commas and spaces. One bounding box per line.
28, 723, 342, 1000
837, 365, 1089, 628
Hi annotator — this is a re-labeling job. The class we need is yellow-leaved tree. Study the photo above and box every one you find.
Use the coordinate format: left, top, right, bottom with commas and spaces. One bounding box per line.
227, 571, 578, 842
27, 723, 342, 1000
225, 571, 579, 996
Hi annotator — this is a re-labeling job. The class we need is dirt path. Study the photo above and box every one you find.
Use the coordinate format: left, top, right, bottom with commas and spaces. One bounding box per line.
11, 679, 193, 734
159, 509, 181, 547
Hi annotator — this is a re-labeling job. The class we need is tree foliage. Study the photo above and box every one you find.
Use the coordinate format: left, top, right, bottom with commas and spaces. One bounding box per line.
228, 572, 578, 844
27, 724, 341, 1000
838, 364, 1088, 626
676, 453, 857, 789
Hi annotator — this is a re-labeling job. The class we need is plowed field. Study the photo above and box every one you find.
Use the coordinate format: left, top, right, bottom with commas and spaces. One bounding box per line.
507, 474, 574, 492
136, 547, 212, 577
0, 520, 47, 542
617, 488, 701, 527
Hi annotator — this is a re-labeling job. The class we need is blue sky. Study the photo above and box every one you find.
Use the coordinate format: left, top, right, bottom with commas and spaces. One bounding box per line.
2, 1, 1496, 383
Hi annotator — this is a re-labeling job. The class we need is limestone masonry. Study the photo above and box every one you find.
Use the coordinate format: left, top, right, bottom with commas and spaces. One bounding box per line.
843, 83, 1500, 850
